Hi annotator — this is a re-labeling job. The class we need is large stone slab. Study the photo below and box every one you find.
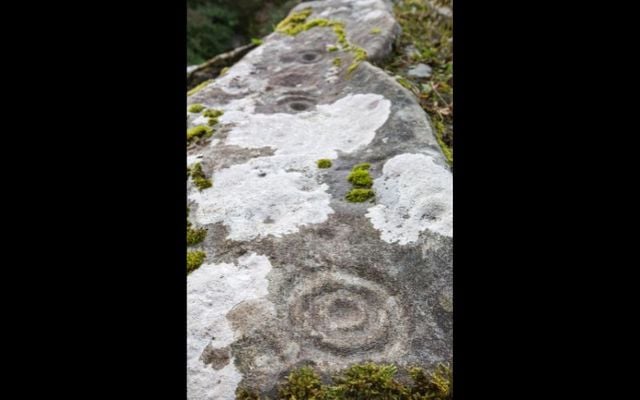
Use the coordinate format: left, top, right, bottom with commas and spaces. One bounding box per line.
187, 1, 452, 398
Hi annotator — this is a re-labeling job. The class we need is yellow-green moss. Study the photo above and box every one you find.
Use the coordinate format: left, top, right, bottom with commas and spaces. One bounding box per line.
187, 79, 212, 97
187, 125, 213, 145
327, 45, 338, 52
188, 103, 205, 113
370, 27, 382, 34
187, 250, 206, 273
219, 67, 229, 77
203, 109, 224, 127
434, 119, 453, 165
203, 109, 224, 118
333, 57, 342, 67
187, 226, 207, 246
253, 363, 453, 400
251, 37, 263, 45
190, 163, 212, 190
346, 188, 374, 202
347, 169, 373, 188
275, 8, 314, 35
409, 364, 452, 399
351, 162, 371, 171
278, 366, 325, 399
317, 159, 332, 168
347, 46, 368, 74
274, 9, 368, 76
235, 387, 260, 400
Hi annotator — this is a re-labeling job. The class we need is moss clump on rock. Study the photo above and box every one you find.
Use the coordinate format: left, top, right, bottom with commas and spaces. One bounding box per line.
278, 366, 325, 399
317, 159, 332, 168
188, 103, 205, 113
346, 188, 375, 202
351, 162, 371, 171
235, 363, 452, 400
274, 9, 367, 74
187, 250, 206, 273
275, 8, 314, 35
187, 125, 213, 145
333, 57, 342, 67
187, 79, 212, 97
187, 226, 207, 246
190, 163, 212, 190
203, 109, 223, 118
347, 169, 373, 187
327, 45, 338, 52
370, 27, 382, 34
203, 108, 224, 127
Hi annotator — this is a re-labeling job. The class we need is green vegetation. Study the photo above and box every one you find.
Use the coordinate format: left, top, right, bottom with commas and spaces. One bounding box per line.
278, 366, 324, 399
188, 103, 206, 113
251, 38, 263, 45
203, 109, 224, 126
187, 250, 206, 273
347, 169, 373, 187
189, 163, 213, 190
327, 45, 338, 52
275, 8, 314, 35
316, 159, 332, 168
345, 163, 374, 202
332, 57, 342, 67
187, 79, 213, 97
346, 188, 374, 203
275, 8, 367, 75
187, 125, 214, 145
384, 0, 453, 165
236, 362, 452, 399
370, 27, 381, 34
187, 0, 302, 65
187, 226, 207, 245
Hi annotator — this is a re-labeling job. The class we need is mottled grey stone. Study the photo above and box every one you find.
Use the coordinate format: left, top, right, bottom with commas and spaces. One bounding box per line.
186, 1, 452, 398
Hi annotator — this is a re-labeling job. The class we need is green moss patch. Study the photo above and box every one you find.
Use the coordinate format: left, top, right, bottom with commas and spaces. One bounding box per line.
316, 159, 332, 168
187, 79, 212, 97
275, 8, 314, 35
346, 188, 374, 202
187, 250, 206, 274
274, 9, 367, 75
236, 363, 452, 400
187, 226, 207, 246
188, 103, 205, 113
347, 169, 373, 188
187, 125, 214, 145
189, 163, 213, 191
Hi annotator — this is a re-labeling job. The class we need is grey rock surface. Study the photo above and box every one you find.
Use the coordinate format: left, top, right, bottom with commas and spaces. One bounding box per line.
407, 63, 433, 78
186, 1, 452, 398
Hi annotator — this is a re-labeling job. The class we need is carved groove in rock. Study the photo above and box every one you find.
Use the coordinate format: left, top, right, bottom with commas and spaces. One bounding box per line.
289, 271, 405, 355
186, 0, 452, 398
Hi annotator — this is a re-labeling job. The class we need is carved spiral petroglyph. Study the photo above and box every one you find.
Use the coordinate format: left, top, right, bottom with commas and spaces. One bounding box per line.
289, 271, 405, 355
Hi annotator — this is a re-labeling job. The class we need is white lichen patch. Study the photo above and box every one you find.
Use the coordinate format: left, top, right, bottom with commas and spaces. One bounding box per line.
190, 93, 391, 241
187, 252, 273, 400
366, 153, 452, 244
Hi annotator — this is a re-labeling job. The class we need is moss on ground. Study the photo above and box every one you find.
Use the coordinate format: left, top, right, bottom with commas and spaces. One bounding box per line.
236, 362, 452, 399
384, 0, 453, 166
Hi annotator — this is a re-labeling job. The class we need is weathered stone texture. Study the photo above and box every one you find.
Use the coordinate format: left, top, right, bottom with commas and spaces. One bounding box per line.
187, 1, 452, 398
